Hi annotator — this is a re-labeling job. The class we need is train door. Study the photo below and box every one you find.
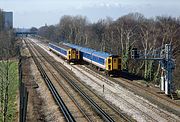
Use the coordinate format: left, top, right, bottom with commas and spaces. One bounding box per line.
106, 57, 112, 71
67, 49, 71, 60
112, 57, 121, 70
118, 57, 121, 70
76, 51, 80, 60
71, 49, 76, 59
112, 58, 118, 70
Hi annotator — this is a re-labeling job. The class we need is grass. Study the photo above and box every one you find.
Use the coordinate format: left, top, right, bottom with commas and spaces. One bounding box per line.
0, 60, 19, 122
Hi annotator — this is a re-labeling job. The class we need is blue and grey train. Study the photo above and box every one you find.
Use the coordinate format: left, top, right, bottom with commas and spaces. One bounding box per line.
64, 43, 121, 75
48, 43, 80, 63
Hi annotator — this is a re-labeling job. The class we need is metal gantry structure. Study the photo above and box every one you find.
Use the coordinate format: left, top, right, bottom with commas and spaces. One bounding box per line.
15, 31, 37, 37
131, 44, 175, 95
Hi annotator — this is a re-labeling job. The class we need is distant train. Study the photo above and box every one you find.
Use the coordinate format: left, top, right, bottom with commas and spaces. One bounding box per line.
64, 43, 121, 75
48, 43, 80, 63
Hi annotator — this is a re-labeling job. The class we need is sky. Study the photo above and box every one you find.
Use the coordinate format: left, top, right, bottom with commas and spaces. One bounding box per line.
0, 0, 180, 28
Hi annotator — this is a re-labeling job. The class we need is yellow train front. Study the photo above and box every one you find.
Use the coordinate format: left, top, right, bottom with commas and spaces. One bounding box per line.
105, 55, 121, 76
48, 43, 80, 63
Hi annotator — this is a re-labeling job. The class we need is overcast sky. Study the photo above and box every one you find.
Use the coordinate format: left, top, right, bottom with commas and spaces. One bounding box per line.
0, 0, 180, 28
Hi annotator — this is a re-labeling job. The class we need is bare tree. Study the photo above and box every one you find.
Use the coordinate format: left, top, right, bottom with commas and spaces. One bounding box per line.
36, 13, 180, 89
0, 29, 16, 122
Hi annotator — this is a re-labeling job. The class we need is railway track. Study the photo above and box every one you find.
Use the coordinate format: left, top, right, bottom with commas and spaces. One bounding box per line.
72, 65, 159, 121
27, 41, 94, 122
116, 75, 180, 108
26, 39, 132, 122
26, 40, 76, 122
29, 38, 180, 121
29, 40, 109, 122
74, 65, 180, 121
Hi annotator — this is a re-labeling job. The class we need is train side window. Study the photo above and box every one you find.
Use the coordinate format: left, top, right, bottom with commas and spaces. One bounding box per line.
108, 59, 111, 63
69, 51, 71, 54
114, 59, 116, 63
99, 58, 104, 64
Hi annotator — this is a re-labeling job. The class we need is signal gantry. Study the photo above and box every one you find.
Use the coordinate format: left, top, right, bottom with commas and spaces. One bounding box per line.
131, 44, 175, 96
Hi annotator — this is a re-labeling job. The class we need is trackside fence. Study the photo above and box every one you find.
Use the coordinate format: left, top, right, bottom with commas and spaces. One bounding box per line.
18, 46, 28, 122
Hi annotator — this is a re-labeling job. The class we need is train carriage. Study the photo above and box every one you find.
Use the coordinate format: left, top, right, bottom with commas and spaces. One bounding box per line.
64, 43, 121, 75
48, 43, 80, 63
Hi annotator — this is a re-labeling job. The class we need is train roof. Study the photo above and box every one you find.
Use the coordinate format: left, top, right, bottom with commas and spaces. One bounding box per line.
92, 51, 112, 58
80, 47, 96, 53
49, 43, 74, 50
64, 43, 83, 50
64, 43, 113, 58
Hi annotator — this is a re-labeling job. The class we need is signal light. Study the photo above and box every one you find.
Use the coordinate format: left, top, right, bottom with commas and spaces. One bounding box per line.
131, 48, 139, 59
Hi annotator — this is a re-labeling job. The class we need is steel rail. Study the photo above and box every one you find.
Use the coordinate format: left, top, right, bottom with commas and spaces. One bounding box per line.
30, 40, 115, 122
30, 40, 92, 122
26, 40, 76, 122
72, 65, 134, 122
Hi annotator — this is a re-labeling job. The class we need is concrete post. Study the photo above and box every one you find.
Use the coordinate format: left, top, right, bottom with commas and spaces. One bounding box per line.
160, 69, 165, 91
165, 74, 169, 94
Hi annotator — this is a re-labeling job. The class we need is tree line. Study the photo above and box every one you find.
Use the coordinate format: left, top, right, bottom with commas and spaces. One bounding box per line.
0, 9, 16, 58
0, 9, 4, 31
0, 9, 18, 122
37, 13, 180, 90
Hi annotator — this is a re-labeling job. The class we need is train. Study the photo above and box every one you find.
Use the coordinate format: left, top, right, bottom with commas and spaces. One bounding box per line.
48, 43, 80, 63
64, 43, 121, 75
48, 42, 121, 75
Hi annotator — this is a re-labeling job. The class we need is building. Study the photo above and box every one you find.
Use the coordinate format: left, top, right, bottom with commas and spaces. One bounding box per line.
3, 11, 13, 29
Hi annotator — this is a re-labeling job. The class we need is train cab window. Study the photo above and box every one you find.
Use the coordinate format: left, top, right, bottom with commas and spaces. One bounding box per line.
108, 59, 111, 64
108, 65, 111, 69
